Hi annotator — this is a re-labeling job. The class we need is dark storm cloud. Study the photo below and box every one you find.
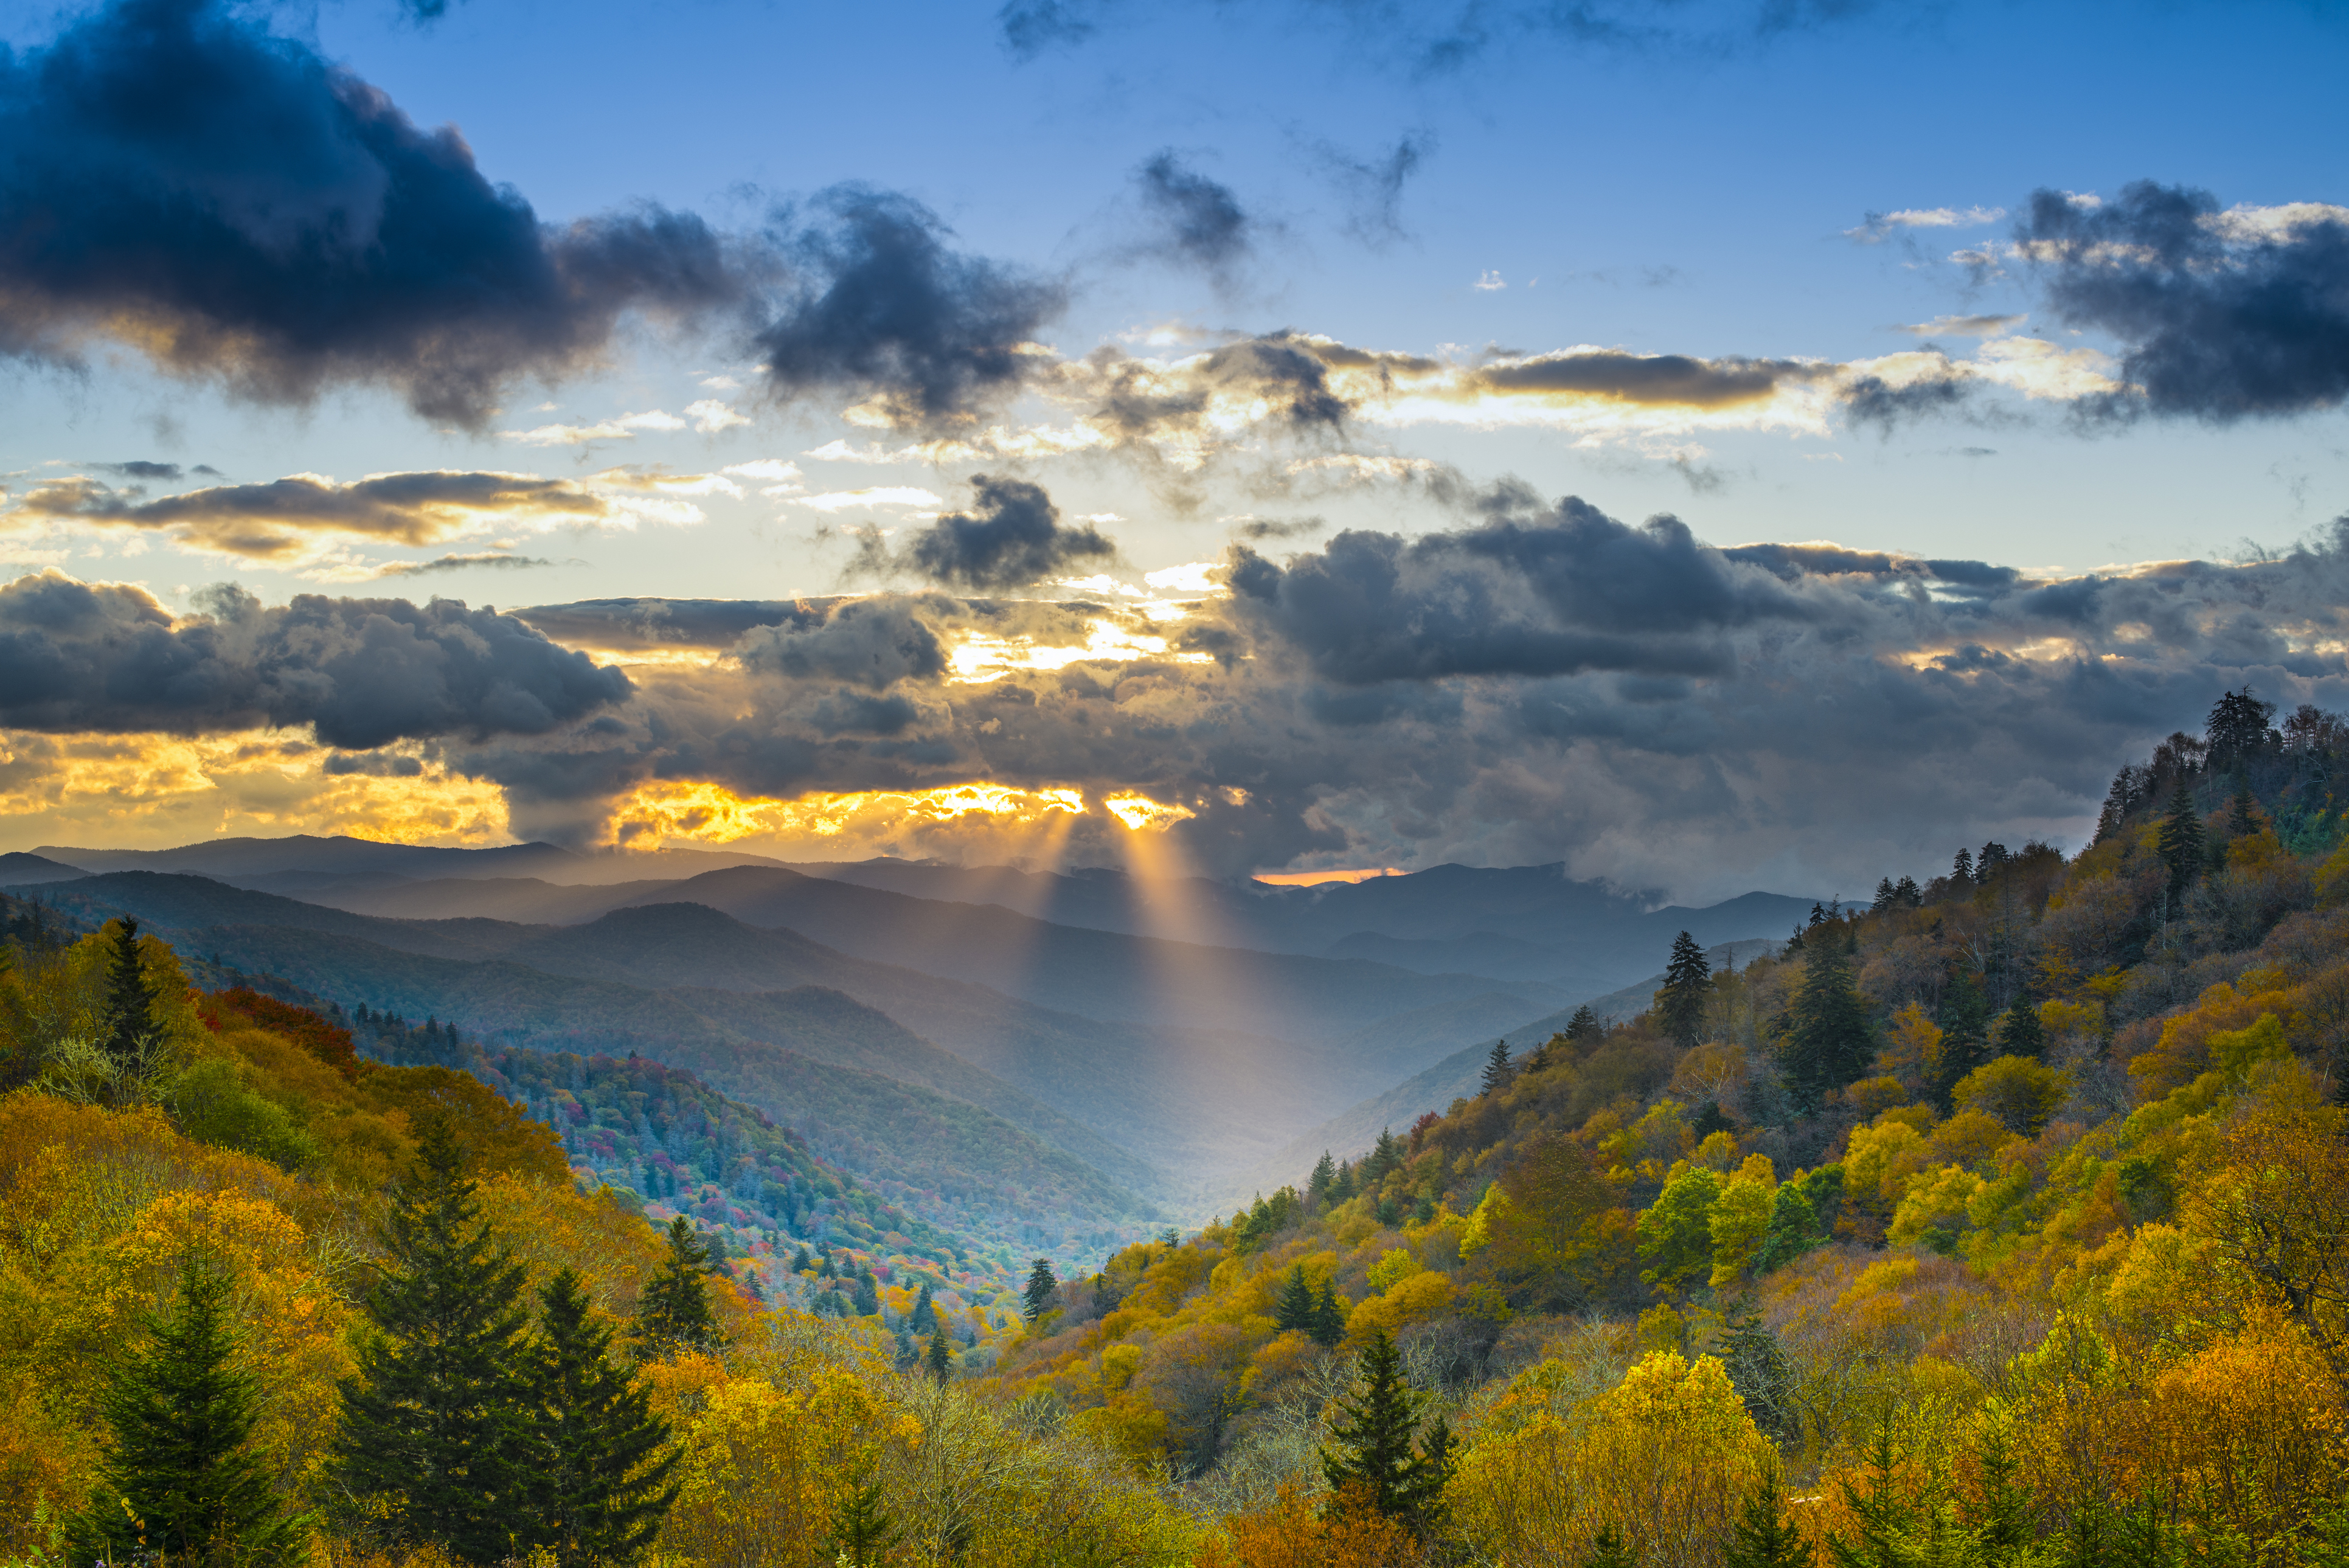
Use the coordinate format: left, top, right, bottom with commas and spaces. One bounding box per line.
0, 0, 754, 428
13, 470, 617, 557
1839, 369, 1974, 432
735, 597, 951, 689
514, 598, 823, 650
1135, 153, 1252, 274
903, 475, 1116, 591
0, 573, 630, 746
752, 187, 1069, 431
2017, 181, 2349, 421
1476, 351, 1803, 407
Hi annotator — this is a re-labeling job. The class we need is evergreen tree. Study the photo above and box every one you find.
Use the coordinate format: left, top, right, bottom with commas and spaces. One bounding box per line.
2159, 785, 2205, 906
1367, 1126, 1402, 1182
333, 1118, 535, 1562
101, 916, 156, 1070
2229, 783, 2258, 837
1308, 1150, 1338, 1207
1480, 1039, 1513, 1095
1932, 970, 1993, 1109
850, 1268, 880, 1318
909, 1283, 937, 1335
1310, 1280, 1347, 1347
1582, 1524, 1637, 1568
1718, 1298, 1792, 1441
1825, 1424, 1920, 1568
2204, 686, 2277, 769
1965, 1417, 2034, 1565
793, 1246, 811, 1274
1952, 848, 1974, 888
635, 1217, 720, 1354
1564, 1004, 1602, 1046
1779, 935, 1872, 1108
1996, 996, 2045, 1061
1894, 875, 1921, 907
1274, 1265, 1318, 1333
1320, 1329, 1447, 1528
1723, 1469, 1810, 1568
1873, 877, 1898, 913
1658, 929, 1713, 1048
1333, 1159, 1357, 1201
827, 1465, 901, 1568
524, 1268, 681, 1566
1022, 1258, 1058, 1322
926, 1324, 952, 1382
71, 1263, 309, 1567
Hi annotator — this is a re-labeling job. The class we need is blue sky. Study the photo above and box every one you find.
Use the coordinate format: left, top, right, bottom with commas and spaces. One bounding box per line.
1, 0, 2345, 888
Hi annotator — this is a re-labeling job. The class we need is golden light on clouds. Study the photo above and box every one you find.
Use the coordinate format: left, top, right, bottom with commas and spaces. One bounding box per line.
606, 777, 1207, 859
0, 730, 507, 853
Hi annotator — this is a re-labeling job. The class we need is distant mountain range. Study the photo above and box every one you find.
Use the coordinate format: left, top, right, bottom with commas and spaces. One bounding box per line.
10, 834, 1813, 1237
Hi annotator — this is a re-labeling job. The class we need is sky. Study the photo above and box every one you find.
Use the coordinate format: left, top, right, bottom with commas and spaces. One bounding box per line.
1, 0, 2346, 898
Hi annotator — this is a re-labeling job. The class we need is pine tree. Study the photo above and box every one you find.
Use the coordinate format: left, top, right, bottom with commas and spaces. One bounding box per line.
1952, 848, 1974, 887
524, 1268, 681, 1566
1480, 1039, 1513, 1095
1965, 1416, 2034, 1565
925, 1324, 952, 1382
1826, 1423, 1920, 1568
1658, 929, 1713, 1048
1022, 1257, 1058, 1322
1995, 996, 2045, 1061
1724, 1469, 1809, 1568
1308, 1150, 1338, 1207
635, 1217, 720, 1355
1564, 1004, 1601, 1045
1933, 971, 1993, 1108
1582, 1524, 1637, 1568
1310, 1280, 1347, 1347
101, 916, 155, 1070
333, 1117, 535, 1562
1719, 1298, 1792, 1441
1333, 1159, 1357, 1201
909, 1282, 937, 1334
1320, 1329, 1446, 1528
2159, 785, 2205, 906
1274, 1265, 1318, 1332
1780, 935, 1872, 1108
1367, 1126, 1401, 1181
70, 1263, 309, 1566
828, 1465, 901, 1568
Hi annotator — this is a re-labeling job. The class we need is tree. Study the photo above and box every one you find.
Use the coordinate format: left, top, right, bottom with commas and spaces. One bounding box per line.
1320, 1330, 1448, 1530
333, 1117, 536, 1562
636, 1218, 720, 1354
827, 1465, 901, 1568
1995, 996, 2045, 1060
909, 1283, 937, 1335
1779, 937, 1872, 1108
1931, 970, 1993, 1110
1565, 1004, 1603, 1046
1659, 930, 1713, 1049
1952, 848, 1974, 888
925, 1323, 952, 1382
2205, 686, 2278, 769
1308, 1150, 1338, 1207
1718, 1299, 1792, 1442
71, 1263, 309, 1567
2159, 785, 2205, 906
1480, 1039, 1513, 1095
1274, 1264, 1319, 1333
101, 916, 156, 1069
1583, 1524, 1637, 1568
1310, 1280, 1347, 1347
1022, 1257, 1059, 1322
525, 1268, 681, 1566
1723, 1469, 1811, 1568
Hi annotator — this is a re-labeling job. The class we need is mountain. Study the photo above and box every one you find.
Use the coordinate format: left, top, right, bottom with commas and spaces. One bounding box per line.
0, 852, 83, 884
30, 833, 791, 886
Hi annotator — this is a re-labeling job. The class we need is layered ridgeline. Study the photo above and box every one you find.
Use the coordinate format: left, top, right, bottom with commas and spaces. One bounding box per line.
968, 691, 2349, 1566
0, 920, 1196, 1564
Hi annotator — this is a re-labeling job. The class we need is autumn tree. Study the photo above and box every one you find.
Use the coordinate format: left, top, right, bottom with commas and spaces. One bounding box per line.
1321, 1330, 1450, 1530
71, 1263, 309, 1567
524, 1268, 681, 1566
334, 1118, 536, 1561
2188, 1091, 2349, 1398
1659, 931, 1713, 1049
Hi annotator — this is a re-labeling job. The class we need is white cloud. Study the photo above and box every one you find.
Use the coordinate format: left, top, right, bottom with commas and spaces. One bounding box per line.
1900, 313, 2027, 338
1848, 204, 2006, 241
1473, 271, 1507, 291
685, 399, 751, 434
1144, 561, 1218, 592
791, 487, 945, 513
721, 459, 804, 496
501, 409, 684, 446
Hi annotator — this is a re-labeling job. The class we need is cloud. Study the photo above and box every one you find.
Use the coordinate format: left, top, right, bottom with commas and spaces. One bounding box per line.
0, 0, 755, 427
897, 475, 1117, 591
1847, 205, 2007, 242
375, 551, 563, 577
791, 487, 945, 513
1314, 133, 1432, 248
751, 186, 1067, 431
2016, 180, 2349, 421
502, 411, 688, 446
0, 571, 630, 746
685, 398, 751, 433
92, 460, 193, 481
8, 470, 631, 559
1133, 152, 1253, 277
1900, 314, 2025, 337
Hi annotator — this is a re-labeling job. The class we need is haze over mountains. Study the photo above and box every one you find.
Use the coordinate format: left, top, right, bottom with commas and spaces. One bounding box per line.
13, 835, 1811, 1231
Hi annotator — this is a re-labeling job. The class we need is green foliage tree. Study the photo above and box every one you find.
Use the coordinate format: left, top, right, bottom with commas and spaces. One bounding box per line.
1320, 1329, 1448, 1530
1273, 1264, 1319, 1333
524, 1268, 681, 1566
70, 1262, 309, 1567
1723, 1468, 1811, 1568
1658, 929, 1713, 1049
2159, 785, 2206, 906
2205, 686, 2278, 769
101, 916, 156, 1070
1780, 934, 1872, 1108
635, 1218, 720, 1354
1637, 1166, 1726, 1296
1480, 1039, 1513, 1095
1022, 1257, 1058, 1322
333, 1117, 535, 1563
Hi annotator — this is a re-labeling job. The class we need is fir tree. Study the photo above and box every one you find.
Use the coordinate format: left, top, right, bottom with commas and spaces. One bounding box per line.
1657, 929, 1713, 1048
101, 916, 156, 1070
1310, 1280, 1347, 1347
909, 1282, 937, 1335
524, 1268, 681, 1566
1825, 1423, 1919, 1568
1333, 1159, 1357, 1201
333, 1118, 535, 1563
1022, 1257, 1058, 1322
1366, 1126, 1402, 1182
1480, 1039, 1513, 1095
1718, 1298, 1792, 1441
1308, 1150, 1338, 1207
1582, 1524, 1637, 1568
1724, 1469, 1810, 1568
850, 1268, 880, 1318
1952, 848, 1975, 888
1965, 1416, 2034, 1564
71, 1263, 309, 1567
1996, 996, 2045, 1061
2159, 785, 2205, 906
1932, 971, 1993, 1109
2204, 686, 2277, 769
1564, 1004, 1602, 1045
1273, 1264, 1318, 1333
635, 1217, 720, 1355
827, 1465, 901, 1568
1320, 1329, 1447, 1528
925, 1324, 952, 1382
1779, 935, 1872, 1108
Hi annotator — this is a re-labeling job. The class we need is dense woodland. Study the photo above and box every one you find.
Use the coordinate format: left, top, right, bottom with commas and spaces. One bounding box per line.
2, 688, 2349, 1565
